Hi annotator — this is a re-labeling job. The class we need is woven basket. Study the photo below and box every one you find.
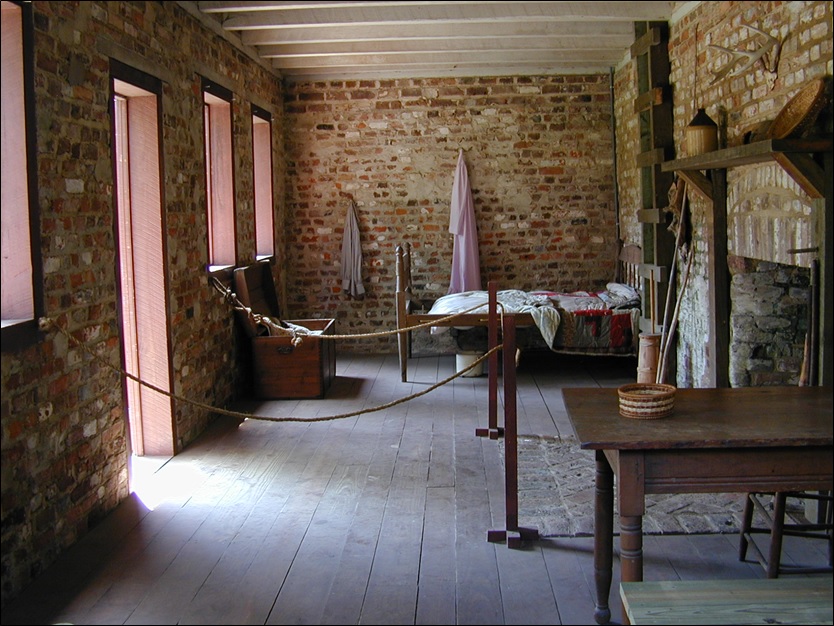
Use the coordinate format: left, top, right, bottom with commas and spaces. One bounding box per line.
618, 383, 676, 420
766, 78, 829, 140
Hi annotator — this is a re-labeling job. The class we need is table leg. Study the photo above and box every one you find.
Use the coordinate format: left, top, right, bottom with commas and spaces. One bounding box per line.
594, 450, 614, 625
619, 514, 644, 583
618, 450, 645, 586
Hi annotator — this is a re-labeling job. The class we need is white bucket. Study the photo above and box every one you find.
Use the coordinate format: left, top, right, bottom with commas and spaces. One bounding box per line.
456, 352, 484, 377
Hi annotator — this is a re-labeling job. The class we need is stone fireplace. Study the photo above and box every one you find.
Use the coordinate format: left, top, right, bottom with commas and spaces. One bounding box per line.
727, 163, 818, 387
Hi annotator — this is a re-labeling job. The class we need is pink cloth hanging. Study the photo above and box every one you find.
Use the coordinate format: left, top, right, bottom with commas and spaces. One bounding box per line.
448, 149, 481, 294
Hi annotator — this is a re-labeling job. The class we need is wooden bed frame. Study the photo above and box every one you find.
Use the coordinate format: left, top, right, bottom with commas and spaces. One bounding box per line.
395, 241, 642, 382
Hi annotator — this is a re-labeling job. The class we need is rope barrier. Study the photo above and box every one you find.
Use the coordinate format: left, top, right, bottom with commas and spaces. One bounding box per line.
43, 280, 526, 547
38, 316, 503, 425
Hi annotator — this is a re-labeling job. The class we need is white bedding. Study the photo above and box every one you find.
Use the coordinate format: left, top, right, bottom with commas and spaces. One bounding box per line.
427, 283, 640, 349
532, 282, 640, 313
428, 289, 561, 347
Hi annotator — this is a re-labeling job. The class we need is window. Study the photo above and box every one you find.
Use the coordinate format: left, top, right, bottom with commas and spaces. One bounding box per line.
252, 104, 275, 260
1, 0, 43, 350
202, 79, 236, 270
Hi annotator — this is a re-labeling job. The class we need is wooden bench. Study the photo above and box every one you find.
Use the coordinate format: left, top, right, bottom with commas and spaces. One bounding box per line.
620, 577, 833, 625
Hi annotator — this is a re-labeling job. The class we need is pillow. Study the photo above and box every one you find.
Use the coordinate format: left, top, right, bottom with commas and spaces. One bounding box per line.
602, 282, 640, 309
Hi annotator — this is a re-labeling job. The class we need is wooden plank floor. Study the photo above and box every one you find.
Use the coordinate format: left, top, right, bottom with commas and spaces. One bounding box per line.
2, 352, 830, 625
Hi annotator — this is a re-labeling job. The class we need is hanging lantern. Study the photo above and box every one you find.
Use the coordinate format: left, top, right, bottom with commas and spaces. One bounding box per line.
685, 108, 718, 156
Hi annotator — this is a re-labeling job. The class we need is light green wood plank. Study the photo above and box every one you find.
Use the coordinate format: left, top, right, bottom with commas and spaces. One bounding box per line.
621, 578, 833, 625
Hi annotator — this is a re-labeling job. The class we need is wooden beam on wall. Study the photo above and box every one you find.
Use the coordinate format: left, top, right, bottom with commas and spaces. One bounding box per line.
706, 169, 730, 388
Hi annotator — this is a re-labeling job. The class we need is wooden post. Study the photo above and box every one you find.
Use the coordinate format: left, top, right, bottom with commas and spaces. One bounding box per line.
487, 314, 538, 548
503, 314, 518, 533
477, 281, 500, 438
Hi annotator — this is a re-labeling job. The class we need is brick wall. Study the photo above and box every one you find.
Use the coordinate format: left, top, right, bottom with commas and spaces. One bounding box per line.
3, 0, 830, 607
283, 75, 619, 352
1, 2, 284, 601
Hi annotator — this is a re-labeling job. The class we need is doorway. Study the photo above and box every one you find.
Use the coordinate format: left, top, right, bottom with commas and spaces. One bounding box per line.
111, 66, 175, 467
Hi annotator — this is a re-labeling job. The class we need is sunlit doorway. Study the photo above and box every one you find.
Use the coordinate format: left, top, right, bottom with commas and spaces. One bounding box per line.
111, 62, 175, 488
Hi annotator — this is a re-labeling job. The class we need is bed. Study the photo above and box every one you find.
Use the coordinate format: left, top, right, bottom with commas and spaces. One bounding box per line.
395, 242, 643, 382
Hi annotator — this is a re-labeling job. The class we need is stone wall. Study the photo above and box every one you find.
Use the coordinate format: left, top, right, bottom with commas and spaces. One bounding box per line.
283, 75, 619, 353
0, 2, 284, 601
728, 256, 811, 387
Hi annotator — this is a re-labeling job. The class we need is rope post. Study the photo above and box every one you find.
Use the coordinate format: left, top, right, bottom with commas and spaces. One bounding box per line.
477, 280, 501, 438
487, 313, 539, 547
504, 314, 518, 533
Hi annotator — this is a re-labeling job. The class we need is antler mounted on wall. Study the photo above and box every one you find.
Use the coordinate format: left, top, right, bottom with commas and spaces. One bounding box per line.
709, 24, 783, 86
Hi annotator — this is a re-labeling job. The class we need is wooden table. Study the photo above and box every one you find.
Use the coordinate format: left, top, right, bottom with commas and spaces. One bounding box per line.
563, 386, 833, 625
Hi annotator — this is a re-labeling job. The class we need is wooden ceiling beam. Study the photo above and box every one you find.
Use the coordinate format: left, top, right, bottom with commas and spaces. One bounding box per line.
241, 20, 635, 46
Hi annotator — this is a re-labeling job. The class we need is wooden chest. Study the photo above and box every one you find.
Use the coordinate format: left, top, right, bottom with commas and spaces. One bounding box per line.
251, 318, 336, 399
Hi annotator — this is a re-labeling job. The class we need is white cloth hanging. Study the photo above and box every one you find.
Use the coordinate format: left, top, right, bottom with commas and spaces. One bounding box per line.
340, 199, 366, 299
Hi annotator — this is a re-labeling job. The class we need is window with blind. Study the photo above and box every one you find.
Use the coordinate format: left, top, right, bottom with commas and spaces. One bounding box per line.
1, 0, 43, 351
202, 79, 236, 270
252, 104, 275, 260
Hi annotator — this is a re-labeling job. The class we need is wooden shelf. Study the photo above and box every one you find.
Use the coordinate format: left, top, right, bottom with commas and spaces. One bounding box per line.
662, 136, 832, 199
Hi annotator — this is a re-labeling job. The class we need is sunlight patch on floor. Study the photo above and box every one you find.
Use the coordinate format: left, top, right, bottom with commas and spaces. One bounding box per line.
130, 454, 204, 510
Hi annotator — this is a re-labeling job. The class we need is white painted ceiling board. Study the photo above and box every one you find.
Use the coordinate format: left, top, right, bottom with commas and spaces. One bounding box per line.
192, 1, 676, 81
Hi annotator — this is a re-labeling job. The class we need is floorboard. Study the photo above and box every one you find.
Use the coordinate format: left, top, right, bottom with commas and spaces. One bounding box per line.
542, 536, 609, 626
2, 352, 830, 626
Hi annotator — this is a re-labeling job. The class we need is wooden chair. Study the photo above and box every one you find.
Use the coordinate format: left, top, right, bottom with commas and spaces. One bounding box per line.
233, 261, 336, 399
738, 490, 833, 578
